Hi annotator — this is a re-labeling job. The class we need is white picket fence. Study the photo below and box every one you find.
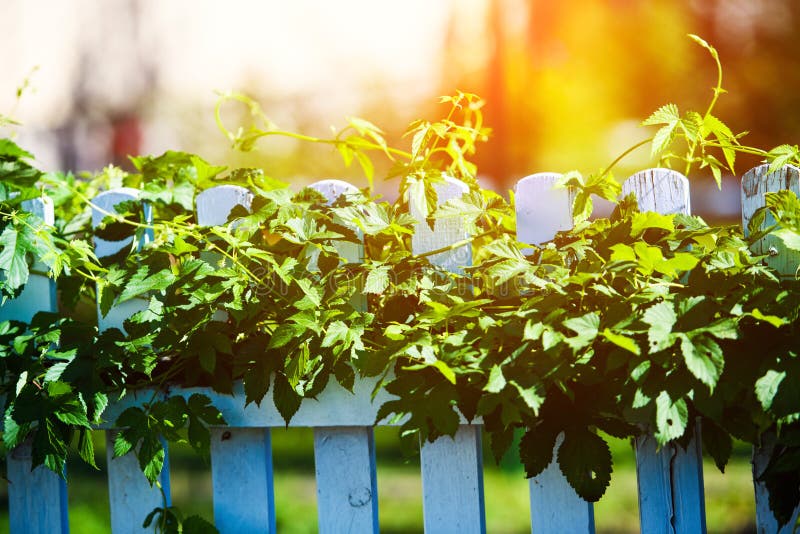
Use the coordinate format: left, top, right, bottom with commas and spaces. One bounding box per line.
2, 164, 800, 533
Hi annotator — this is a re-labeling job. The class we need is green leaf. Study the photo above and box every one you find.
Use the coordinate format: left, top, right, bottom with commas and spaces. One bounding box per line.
0, 223, 34, 291
701, 417, 732, 472
557, 429, 612, 502
602, 329, 640, 355
630, 212, 675, 237
273, 373, 302, 424
680, 335, 724, 390
642, 103, 680, 127
519, 425, 558, 478
484, 365, 506, 393
750, 309, 786, 328
563, 312, 600, 350
643, 302, 677, 352
755, 370, 785, 411
655, 391, 688, 444
321, 321, 350, 348
433, 360, 457, 385
117, 266, 176, 304
268, 323, 302, 349
511, 380, 544, 415
181, 515, 219, 534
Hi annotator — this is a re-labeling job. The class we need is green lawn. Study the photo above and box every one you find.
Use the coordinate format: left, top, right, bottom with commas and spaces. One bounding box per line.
0, 429, 756, 533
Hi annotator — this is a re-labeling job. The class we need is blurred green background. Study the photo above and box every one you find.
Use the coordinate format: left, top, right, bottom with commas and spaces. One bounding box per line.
2, 0, 800, 203
0, 429, 758, 533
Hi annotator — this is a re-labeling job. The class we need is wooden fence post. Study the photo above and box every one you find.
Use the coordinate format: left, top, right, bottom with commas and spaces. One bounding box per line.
92, 188, 169, 534
741, 163, 800, 533
410, 176, 487, 533
515, 172, 595, 533
623, 168, 707, 534
1, 197, 69, 534
196, 185, 279, 534
308, 179, 379, 534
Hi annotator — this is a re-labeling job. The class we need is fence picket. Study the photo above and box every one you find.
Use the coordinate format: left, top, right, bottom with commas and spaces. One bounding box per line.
623, 168, 706, 534
1, 197, 69, 534
515, 173, 595, 533
93, 189, 169, 534
195, 185, 277, 533
741, 164, 800, 533
308, 179, 379, 534
411, 176, 486, 533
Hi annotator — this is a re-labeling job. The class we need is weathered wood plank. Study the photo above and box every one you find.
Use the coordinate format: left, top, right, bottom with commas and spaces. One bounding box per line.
196, 185, 276, 533
210, 428, 275, 533
313, 427, 379, 534
410, 175, 472, 273
93, 190, 168, 534
92, 188, 153, 334
105, 430, 171, 534
741, 164, 800, 275
309, 179, 379, 533
529, 437, 595, 534
1, 197, 69, 534
635, 433, 706, 534
420, 424, 486, 533
514, 174, 594, 533
624, 169, 706, 534
515, 172, 574, 246
7, 439, 69, 534
411, 176, 486, 533
741, 164, 800, 533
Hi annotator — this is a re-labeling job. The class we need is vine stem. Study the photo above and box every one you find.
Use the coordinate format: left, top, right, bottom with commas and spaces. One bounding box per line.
416, 230, 497, 259
600, 138, 653, 178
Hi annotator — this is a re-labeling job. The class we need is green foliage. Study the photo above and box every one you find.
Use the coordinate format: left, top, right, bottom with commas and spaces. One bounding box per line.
2, 35, 800, 528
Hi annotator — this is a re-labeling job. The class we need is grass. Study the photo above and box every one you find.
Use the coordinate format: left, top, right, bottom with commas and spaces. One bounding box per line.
0, 428, 757, 533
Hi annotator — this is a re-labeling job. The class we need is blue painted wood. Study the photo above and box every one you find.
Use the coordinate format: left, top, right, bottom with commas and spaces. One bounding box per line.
410, 177, 485, 532
741, 165, 800, 533
529, 435, 594, 534
1, 197, 69, 534
636, 433, 706, 534
752, 432, 800, 533
210, 428, 275, 533
105, 430, 170, 533
313, 427, 379, 534
515, 175, 595, 533
307, 180, 378, 533
93, 191, 169, 533
420, 424, 486, 533
624, 169, 706, 533
7, 440, 69, 533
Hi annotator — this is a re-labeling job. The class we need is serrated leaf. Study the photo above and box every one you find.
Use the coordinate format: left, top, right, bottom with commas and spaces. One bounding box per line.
519, 425, 558, 478
484, 365, 506, 393
643, 302, 677, 352
680, 334, 723, 390
755, 370, 785, 411
117, 266, 175, 304
364, 264, 390, 294
642, 103, 680, 126
273, 373, 302, 424
557, 429, 612, 502
0, 223, 34, 291
655, 391, 688, 444
511, 380, 544, 415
